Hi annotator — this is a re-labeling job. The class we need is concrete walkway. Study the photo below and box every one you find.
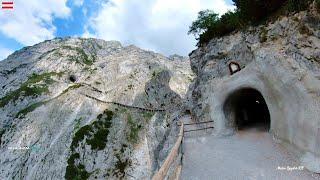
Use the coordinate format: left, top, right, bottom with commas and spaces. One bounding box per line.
181, 126, 320, 180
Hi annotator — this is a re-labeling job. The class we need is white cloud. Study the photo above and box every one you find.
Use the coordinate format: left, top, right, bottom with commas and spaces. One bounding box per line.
73, 0, 84, 6
0, 0, 71, 46
0, 47, 13, 61
88, 0, 234, 56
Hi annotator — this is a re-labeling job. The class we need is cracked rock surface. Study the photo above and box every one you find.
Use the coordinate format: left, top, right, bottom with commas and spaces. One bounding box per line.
187, 6, 320, 173
0, 37, 194, 179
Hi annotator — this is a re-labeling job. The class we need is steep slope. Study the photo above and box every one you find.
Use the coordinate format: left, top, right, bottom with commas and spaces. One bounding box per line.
187, 5, 320, 173
0, 37, 194, 179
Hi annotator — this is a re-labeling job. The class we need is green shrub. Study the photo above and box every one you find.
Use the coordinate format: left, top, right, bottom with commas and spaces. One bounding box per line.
70, 109, 113, 151
65, 110, 114, 179
142, 112, 154, 120
286, 0, 312, 12
66, 110, 114, 179
198, 11, 243, 46
71, 125, 93, 151
260, 27, 268, 43
110, 144, 132, 178
65, 153, 91, 180
63, 46, 95, 65
191, 0, 314, 46
188, 10, 219, 37
233, 0, 287, 23
316, 0, 320, 11
126, 113, 142, 143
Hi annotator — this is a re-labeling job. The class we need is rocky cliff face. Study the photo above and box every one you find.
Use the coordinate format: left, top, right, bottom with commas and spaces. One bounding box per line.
0, 37, 194, 179
187, 5, 320, 173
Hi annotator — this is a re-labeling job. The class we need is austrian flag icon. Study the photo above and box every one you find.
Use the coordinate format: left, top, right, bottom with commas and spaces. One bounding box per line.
2, 1, 14, 9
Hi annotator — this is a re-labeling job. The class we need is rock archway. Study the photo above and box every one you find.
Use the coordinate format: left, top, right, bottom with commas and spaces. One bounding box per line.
204, 61, 320, 173
223, 88, 270, 131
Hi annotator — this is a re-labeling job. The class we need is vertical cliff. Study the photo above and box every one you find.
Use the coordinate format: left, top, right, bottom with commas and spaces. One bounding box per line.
0, 37, 194, 179
187, 4, 320, 173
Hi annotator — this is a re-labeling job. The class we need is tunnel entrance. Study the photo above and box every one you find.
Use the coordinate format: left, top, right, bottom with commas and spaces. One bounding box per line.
223, 88, 270, 131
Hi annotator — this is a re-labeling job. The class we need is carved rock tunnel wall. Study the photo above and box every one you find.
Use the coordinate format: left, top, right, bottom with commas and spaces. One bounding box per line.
223, 88, 271, 131
206, 61, 320, 173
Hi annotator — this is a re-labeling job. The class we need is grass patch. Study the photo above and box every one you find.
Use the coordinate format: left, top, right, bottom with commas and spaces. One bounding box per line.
16, 101, 46, 118
0, 72, 62, 108
38, 49, 57, 60
151, 68, 166, 78
126, 113, 142, 144
63, 46, 95, 66
15, 83, 81, 118
61, 83, 82, 95
142, 112, 154, 120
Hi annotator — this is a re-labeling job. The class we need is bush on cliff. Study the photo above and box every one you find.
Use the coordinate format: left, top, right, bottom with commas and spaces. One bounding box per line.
190, 0, 315, 46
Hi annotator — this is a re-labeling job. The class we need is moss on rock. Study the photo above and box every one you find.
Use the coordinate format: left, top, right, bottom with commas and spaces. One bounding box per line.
0, 72, 63, 108
63, 46, 96, 65
16, 101, 46, 118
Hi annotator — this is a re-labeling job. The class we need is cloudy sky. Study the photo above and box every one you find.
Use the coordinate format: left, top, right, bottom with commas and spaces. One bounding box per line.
0, 0, 234, 60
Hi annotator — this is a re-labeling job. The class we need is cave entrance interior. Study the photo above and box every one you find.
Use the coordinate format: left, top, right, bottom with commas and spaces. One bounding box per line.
223, 88, 270, 131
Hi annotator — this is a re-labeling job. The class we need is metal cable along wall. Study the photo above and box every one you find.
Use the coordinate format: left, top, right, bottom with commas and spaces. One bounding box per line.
80, 84, 185, 179
82, 93, 166, 112
80, 83, 168, 112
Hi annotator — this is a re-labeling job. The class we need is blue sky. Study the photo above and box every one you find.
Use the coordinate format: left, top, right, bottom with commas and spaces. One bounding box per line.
0, 0, 234, 60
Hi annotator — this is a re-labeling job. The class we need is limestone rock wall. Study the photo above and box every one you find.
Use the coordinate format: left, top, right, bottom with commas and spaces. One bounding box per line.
0, 38, 193, 179
187, 6, 320, 173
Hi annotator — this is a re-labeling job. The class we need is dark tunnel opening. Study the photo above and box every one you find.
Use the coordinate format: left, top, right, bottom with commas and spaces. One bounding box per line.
69, 75, 77, 83
223, 88, 270, 131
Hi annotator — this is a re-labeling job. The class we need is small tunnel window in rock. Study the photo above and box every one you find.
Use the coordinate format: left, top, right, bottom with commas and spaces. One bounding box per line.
69, 75, 77, 82
228, 61, 241, 75
223, 88, 270, 131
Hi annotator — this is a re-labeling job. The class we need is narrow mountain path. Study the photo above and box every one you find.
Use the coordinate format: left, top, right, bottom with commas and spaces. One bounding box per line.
180, 120, 320, 180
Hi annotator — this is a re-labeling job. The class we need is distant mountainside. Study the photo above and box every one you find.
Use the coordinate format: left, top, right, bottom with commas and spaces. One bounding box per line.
0, 37, 194, 179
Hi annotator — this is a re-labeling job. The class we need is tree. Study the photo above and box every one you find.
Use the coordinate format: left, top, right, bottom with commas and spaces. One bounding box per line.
232, 0, 286, 23
190, 0, 314, 46
188, 10, 219, 38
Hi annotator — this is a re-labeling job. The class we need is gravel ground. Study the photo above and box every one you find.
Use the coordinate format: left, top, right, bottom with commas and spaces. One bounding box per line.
181, 126, 320, 180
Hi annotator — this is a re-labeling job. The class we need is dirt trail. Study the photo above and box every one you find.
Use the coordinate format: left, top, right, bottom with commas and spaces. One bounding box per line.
180, 126, 320, 180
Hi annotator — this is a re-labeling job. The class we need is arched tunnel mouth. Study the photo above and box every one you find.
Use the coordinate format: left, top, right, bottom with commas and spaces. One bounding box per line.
223, 88, 271, 132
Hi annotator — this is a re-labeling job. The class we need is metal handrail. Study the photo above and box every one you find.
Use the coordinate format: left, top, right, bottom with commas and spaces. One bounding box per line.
177, 120, 213, 126
184, 127, 214, 133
